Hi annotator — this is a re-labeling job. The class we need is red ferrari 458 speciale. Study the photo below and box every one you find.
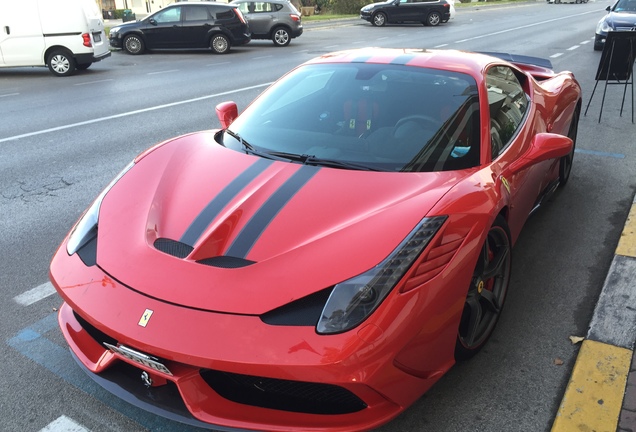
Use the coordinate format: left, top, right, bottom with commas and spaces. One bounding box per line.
50, 48, 581, 431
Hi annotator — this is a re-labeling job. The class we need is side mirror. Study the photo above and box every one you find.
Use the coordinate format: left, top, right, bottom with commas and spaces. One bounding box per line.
606, 5, 611, 11
215, 101, 238, 129
149, 18, 157, 25
509, 133, 573, 173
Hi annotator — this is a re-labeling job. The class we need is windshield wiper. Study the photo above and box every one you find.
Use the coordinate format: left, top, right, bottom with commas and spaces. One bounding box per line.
303, 156, 380, 171
225, 130, 294, 162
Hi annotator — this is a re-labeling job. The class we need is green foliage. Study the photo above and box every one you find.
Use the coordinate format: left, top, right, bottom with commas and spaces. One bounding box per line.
332, 0, 368, 14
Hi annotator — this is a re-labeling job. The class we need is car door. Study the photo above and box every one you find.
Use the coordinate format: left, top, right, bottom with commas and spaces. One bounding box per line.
0, 0, 45, 67
143, 6, 183, 49
180, 5, 213, 48
236, 1, 273, 37
391, 0, 422, 22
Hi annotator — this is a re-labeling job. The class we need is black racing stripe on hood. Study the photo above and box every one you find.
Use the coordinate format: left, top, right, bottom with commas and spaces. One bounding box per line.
225, 166, 320, 259
180, 158, 273, 246
390, 55, 416, 65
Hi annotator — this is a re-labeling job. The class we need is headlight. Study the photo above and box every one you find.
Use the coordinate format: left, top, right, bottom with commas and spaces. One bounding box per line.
317, 215, 447, 334
109, 27, 120, 36
66, 161, 134, 255
597, 18, 612, 33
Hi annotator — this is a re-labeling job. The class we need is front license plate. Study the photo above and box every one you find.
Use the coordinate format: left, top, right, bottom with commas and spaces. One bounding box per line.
93, 33, 101, 42
104, 342, 173, 376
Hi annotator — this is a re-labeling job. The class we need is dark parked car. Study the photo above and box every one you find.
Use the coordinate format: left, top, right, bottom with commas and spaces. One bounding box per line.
594, 0, 636, 50
109, 2, 251, 55
360, 0, 451, 27
231, 0, 303, 46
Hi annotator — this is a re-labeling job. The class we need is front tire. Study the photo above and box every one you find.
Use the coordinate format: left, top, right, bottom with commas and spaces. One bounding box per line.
559, 105, 579, 186
47, 49, 76, 77
210, 34, 230, 54
425, 11, 441, 26
272, 27, 291, 47
372, 12, 387, 27
455, 215, 511, 361
123, 34, 145, 55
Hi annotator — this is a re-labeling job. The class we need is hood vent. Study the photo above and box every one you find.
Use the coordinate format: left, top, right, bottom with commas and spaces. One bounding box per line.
154, 238, 193, 258
154, 238, 254, 268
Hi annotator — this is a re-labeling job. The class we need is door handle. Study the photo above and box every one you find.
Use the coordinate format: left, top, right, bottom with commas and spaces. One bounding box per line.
4, 26, 9, 35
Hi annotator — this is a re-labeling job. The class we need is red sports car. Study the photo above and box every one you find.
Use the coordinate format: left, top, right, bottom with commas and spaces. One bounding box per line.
50, 48, 581, 431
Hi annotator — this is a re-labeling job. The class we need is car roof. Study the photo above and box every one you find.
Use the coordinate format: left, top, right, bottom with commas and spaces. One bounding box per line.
304, 48, 501, 77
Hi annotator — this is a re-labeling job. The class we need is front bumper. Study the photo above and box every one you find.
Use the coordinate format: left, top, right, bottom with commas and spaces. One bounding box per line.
51, 249, 441, 431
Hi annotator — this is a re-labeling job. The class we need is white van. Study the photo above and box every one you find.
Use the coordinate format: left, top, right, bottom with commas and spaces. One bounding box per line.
0, 0, 110, 76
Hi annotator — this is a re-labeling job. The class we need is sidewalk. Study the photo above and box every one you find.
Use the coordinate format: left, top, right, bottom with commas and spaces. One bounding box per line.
552, 195, 636, 432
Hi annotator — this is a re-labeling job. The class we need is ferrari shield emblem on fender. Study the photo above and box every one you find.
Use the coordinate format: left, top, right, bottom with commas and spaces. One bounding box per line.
138, 309, 153, 327
501, 176, 511, 194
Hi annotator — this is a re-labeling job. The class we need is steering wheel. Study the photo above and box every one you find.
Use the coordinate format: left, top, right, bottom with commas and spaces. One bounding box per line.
394, 115, 440, 131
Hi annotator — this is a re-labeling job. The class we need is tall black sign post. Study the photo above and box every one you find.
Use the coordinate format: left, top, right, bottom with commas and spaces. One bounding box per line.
584, 31, 636, 123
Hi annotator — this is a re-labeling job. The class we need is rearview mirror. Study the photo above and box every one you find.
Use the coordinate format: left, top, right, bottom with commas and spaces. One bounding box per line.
509, 133, 573, 173
215, 101, 238, 129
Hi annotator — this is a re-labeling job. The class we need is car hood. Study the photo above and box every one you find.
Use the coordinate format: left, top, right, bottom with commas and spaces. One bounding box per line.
363, 0, 394, 9
607, 11, 636, 26
95, 131, 463, 315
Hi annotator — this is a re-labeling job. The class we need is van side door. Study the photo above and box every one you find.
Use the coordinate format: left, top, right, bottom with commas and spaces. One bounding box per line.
0, 0, 46, 67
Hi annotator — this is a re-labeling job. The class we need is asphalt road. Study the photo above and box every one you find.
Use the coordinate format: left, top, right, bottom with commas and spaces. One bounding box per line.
1, 1, 635, 431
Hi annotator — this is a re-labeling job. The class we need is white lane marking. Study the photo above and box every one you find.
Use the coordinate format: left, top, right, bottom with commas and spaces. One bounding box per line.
40, 416, 90, 432
0, 93, 19, 98
324, 45, 339, 49
74, 79, 114, 86
550, 53, 564, 58
147, 69, 179, 75
435, 44, 449, 48
253, 55, 272, 60
206, 61, 231, 66
14, 282, 56, 306
0, 82, 273, 144
376, 37, 389, 41
294, 49, 309, 53
454, 9, 601, 43
580, 40, 590, 45
567, 45, 580, 51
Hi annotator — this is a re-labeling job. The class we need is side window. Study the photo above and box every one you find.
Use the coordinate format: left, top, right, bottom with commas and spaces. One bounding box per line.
214, 6, 236, 20
153, 7, 181, 23
486, 66, 528, 159
236, 3, 250, 14
184, 5, 209, 21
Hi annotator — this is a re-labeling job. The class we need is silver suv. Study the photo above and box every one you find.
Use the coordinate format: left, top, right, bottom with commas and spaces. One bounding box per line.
230, 0, 303, 46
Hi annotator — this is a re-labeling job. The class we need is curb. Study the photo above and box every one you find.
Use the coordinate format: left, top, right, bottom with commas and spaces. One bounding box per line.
552, 194, 636, 431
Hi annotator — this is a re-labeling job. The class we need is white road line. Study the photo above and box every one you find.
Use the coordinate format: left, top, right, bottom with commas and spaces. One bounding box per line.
550, 53, 564, 58
294, 49, 309, 53
567, 45, 580, 51
40, 416, 90, 432
14, 282, 56, 306
376, 37, 389, 41
206, 61, 231, 66
0, 93, 19, 98
147, 69, 179, 75
0, 82, 272, 144
581, 40, 591, 44
74, 79, 114, 86
253, 55, 272, 60
324, 45, 339, 49
454, 9, 600, 43
435, 44, 449, 48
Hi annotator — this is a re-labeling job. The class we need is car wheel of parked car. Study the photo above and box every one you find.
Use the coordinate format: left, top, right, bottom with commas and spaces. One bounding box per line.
210, 34, 230, 54
425, 11, 441, 26
455, 215, 511, 361
123, 35, 145, 55
47, 49, 76, 77
372, 12, 387, 26
594, 41, 603, 51
76, 63, 92, 71
559, 105, 579, 186
272, 27, 291, 47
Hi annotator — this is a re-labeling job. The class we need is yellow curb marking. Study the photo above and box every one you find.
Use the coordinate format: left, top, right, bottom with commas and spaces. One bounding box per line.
616, 203, 636, 258
552, 340, 632, 432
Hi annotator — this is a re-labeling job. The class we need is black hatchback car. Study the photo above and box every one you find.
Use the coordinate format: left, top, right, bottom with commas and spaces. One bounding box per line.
109, 2, 251, 55
360, 0, 451, 26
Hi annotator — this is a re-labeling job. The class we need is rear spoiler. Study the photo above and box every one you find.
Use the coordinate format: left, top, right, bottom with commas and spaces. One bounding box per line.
477, 52, 553, 70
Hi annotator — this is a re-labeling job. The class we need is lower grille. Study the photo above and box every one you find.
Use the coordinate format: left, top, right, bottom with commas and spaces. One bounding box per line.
200, 369, 367, 415
74, 311, 118, 346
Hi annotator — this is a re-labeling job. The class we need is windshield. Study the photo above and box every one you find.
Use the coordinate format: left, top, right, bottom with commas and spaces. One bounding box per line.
614, 0, 636, 12
224, 63, 480, 172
